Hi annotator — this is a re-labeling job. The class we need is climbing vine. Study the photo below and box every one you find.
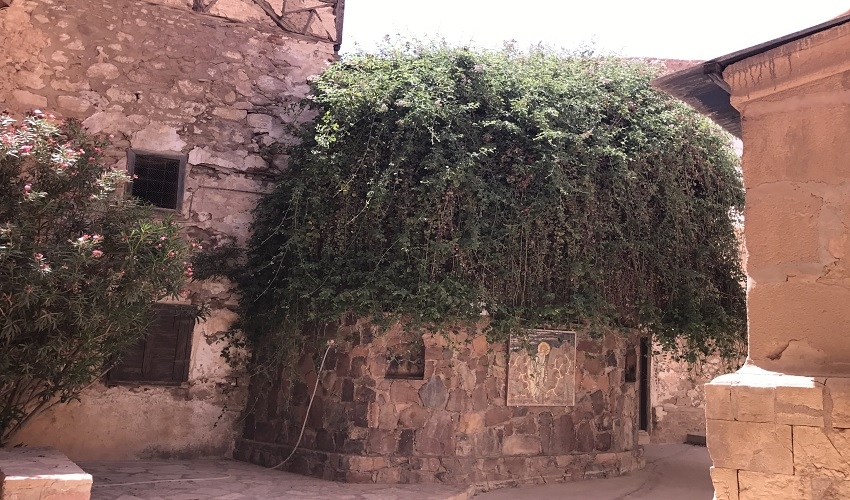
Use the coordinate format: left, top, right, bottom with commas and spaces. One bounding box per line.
219, 43, 746, 368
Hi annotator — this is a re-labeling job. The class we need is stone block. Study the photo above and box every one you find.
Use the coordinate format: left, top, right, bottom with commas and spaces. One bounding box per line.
738, 471, 810, 500
12, 90, 47, 109
484, 406, 511, 427
748, 283, 850, 374
827, 378, 850, 428
745, 182, 821, 270
793, 426, 850, 478
366, 429, 396, 455
501, 435, 541, 456
710, 467, 739, 500
212, 106, 248, 121
418, 377, 448, 409
775, 383, 823, 427
416, 413, 454, 456
706, 420, 792, 474
57, 95, 91, 113
458, 412, 484, 434
247, 113, 274, 132
0, 448, 92, 500
86, 62, 120, 80
390, 381, 421, 404
705, 382, 734, 421
398, 405, 429, 429
811, 477, 850, 499
731, 384, 774, 423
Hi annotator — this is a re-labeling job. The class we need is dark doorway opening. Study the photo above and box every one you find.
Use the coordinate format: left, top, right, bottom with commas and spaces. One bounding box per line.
639, 337, 650, 432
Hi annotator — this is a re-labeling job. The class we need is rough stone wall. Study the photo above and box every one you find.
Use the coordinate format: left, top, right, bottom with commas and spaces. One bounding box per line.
235, 324, 644, 487
1, 0, 337, 460
650, 348, 740, 443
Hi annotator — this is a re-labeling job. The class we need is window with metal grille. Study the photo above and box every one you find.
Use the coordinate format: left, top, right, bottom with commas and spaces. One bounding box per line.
127, 150, 187, 211
108, 304, 194, 385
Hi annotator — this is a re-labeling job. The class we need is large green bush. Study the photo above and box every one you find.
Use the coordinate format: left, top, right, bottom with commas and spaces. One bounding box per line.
232, 44, 746, 367
0, 113, 195, 444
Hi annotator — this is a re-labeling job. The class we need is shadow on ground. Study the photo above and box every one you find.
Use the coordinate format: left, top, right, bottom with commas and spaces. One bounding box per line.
476, 444, 712, 500
80, 444, 710, 500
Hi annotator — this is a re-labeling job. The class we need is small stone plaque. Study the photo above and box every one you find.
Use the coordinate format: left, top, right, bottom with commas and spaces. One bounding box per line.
507, 330, 576, 406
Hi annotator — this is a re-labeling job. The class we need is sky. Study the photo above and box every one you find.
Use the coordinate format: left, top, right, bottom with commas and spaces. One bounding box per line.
341, 1, 850, 60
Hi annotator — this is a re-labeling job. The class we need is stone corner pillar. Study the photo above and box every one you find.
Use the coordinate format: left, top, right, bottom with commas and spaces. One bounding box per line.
705, 20, 850, 500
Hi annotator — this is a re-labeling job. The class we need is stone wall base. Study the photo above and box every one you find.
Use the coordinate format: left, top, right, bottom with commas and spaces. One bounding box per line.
234, 438, 644, 488
0, 448, 92, 500
706, 367, 850, 499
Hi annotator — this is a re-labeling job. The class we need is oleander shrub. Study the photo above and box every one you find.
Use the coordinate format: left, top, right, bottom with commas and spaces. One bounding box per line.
0, 112, 196, 445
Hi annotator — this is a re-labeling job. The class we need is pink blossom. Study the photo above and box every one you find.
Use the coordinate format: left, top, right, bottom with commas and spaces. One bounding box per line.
92, 234, 103, 242
160, 236, 167, 241
91, 250, 103, 258
20, 145, 32, 153
24, 184, 31, 192
34, 253, 43, 260
168, 251, 176, 258
88, 157, 95, 161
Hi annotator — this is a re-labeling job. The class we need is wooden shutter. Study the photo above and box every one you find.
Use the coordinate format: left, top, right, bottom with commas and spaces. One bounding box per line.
109, 305, 194, 384
109, 336, 147, 382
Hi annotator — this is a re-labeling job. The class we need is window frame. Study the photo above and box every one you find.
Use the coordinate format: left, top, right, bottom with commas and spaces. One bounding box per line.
126, 149, 188, 213
106, 304, 195, 387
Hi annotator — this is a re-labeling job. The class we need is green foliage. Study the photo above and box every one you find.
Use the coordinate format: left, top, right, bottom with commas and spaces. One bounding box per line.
0, 112, 196, 445
233, 43, 746, 368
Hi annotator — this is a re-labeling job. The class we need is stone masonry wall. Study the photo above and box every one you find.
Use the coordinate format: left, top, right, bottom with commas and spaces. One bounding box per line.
235, 324, 644, 487
650, 346, 742, 444
1, 0, 337, 460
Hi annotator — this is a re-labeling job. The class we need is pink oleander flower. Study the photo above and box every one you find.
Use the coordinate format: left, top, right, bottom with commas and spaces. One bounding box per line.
91, 250, 103, 258
24, 184, 31, 192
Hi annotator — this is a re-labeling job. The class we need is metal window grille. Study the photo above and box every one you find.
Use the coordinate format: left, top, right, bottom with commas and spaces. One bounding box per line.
130, 154, 182, 210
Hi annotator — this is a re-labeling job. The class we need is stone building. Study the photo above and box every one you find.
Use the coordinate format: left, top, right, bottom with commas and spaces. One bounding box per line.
655, 10, 850, 499
0, 0, 342, 460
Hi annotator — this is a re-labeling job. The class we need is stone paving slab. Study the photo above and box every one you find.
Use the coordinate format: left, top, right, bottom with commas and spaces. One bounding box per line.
79, 458, 473, 500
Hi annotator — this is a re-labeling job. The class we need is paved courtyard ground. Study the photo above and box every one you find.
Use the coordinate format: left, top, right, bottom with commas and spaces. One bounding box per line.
81, 459, 473, 500
80, 444, 711, 500
477, 444, 713, 500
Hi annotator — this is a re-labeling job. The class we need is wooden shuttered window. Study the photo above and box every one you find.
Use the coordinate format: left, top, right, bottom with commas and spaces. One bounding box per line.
108, 305, 194, 385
